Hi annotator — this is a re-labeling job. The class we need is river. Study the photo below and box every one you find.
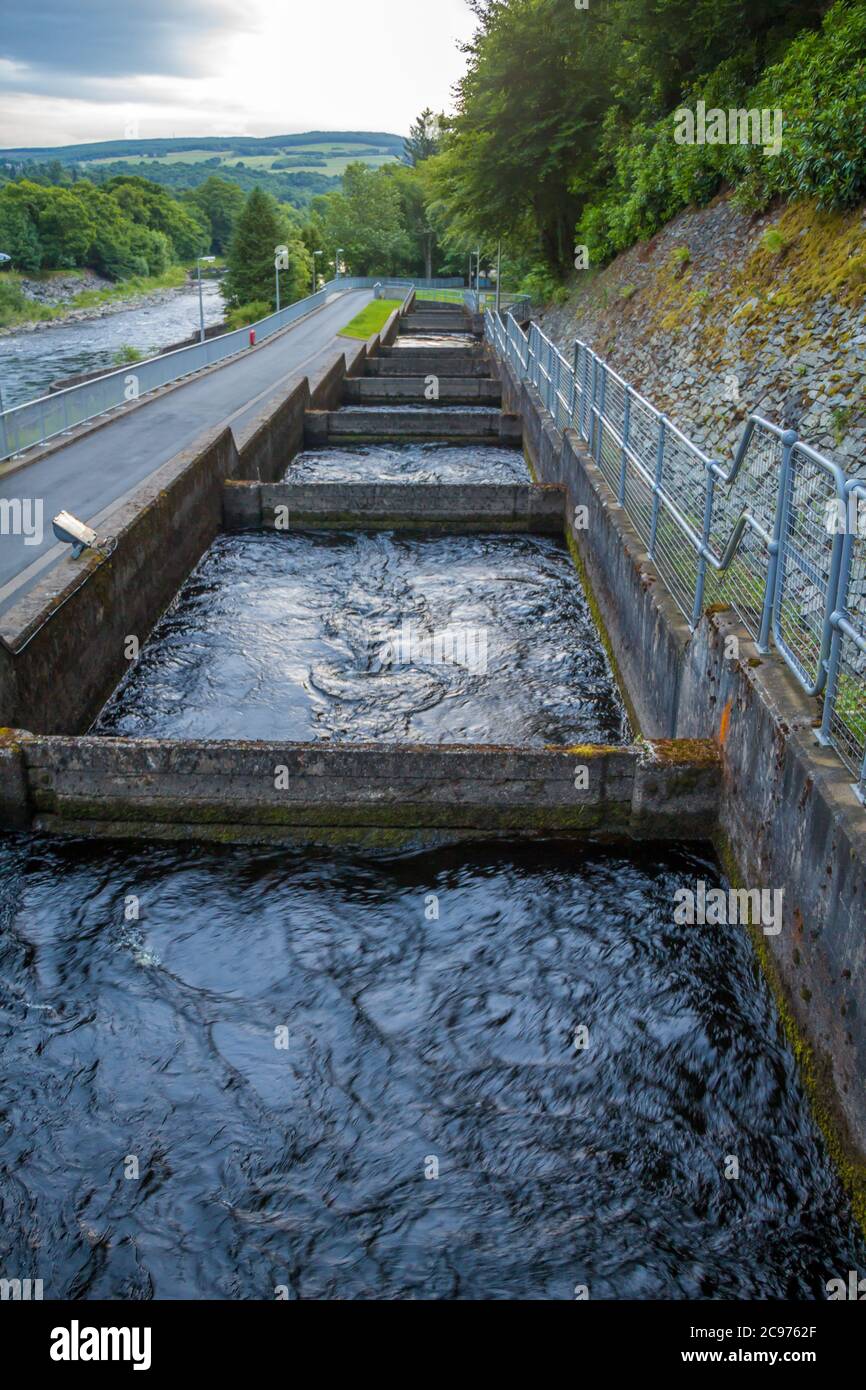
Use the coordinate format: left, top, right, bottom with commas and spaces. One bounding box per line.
0, 279, 225, 410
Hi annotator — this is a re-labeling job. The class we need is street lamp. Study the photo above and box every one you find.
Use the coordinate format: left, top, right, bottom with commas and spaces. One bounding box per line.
196, 255, 216, 343
274, 245, 290, 313
312, 250, 322, 296
335, 248, 344, 280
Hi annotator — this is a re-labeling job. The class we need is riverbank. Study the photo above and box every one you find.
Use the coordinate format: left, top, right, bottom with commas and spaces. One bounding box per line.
0, 264, 224, 336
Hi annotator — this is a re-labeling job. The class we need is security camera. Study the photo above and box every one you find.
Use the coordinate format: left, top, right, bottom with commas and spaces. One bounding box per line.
52, 511, 99, 559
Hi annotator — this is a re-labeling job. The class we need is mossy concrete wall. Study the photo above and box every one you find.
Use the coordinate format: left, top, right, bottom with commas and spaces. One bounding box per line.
223, 480, 566, 533
17, 734, 720, 842
498, 348, 866, 1178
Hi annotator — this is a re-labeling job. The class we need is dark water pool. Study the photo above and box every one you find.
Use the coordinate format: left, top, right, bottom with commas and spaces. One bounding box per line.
94, 532, 628, 745
285, 442, 529, 485
0, 835, 861, 1300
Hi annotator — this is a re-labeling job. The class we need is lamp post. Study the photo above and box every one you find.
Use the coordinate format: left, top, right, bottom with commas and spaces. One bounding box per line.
196, 255, 215, 343
312, 250, 322, 296
274, 245, 290, 313
495, 239, 502, 317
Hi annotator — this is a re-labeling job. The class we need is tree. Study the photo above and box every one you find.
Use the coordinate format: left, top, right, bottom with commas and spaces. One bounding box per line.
403, 108, 442, 167
222, 187, 311, 309
313, 164, 411, 276
183, 176, 245, 254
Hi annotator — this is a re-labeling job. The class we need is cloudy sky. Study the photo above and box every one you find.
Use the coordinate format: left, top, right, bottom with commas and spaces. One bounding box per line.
0, 0, 478, 149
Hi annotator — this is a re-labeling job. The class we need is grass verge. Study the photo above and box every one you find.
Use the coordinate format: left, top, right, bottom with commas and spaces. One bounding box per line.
338, 299, 402, 340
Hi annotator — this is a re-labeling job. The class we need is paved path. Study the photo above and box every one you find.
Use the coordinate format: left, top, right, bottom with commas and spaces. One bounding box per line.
0, 288, 373, 617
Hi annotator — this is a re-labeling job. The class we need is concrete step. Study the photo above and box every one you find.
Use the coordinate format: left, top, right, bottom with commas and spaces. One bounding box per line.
365, 354, 492, 378
223, 481, 563, 533
343, 377, 502, 405
304, 408, 522, 445
400, 313, 467, 332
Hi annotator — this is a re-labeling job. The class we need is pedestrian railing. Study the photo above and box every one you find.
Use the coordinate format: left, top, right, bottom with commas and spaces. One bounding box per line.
0, 275, 464, 462
486, 308, 866, 800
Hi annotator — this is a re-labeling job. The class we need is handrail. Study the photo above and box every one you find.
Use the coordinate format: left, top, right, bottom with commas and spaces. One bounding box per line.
485, 307, 865, 796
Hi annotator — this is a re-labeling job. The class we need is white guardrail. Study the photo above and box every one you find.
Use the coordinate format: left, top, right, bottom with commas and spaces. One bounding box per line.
0, 275, 465, 462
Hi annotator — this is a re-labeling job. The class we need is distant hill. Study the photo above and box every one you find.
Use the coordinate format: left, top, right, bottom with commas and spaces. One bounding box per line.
0, 131, 407, 210
0, 131, 405, 164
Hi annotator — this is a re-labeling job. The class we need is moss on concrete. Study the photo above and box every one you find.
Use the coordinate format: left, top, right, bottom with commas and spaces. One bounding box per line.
714, 828, 866, 1239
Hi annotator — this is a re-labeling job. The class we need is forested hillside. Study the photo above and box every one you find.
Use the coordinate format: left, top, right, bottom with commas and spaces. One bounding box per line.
422, 0, 866, 297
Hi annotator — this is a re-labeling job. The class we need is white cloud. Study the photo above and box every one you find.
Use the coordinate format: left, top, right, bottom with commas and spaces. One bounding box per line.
0, 0, 477, 148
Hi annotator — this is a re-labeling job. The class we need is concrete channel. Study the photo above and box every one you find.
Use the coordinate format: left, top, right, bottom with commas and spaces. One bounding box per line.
1, 292, 865, 1294
0, 294, 716, 844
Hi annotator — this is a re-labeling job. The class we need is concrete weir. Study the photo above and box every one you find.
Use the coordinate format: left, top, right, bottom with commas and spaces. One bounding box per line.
6, 734, 720, 843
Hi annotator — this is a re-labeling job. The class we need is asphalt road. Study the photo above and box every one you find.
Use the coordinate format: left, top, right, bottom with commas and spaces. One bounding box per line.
0, 287, 373, 619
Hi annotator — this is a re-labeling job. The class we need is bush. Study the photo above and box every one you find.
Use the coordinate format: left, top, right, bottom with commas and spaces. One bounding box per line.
226, 300, 271, 331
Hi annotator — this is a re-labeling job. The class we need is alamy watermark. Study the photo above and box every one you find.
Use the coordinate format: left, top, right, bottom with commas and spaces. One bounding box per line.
674, 101, 783, 159
674, 880, 783, 936
375, 619, 489, 676
0, 497, 43, 545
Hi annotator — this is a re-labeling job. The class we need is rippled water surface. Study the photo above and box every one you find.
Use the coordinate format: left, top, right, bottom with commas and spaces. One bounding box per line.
0, 280, 224, 408
95, 532, 628, 744
286, 442, 530, 485
0, 835, 861, 1300
393, 334, 479, 349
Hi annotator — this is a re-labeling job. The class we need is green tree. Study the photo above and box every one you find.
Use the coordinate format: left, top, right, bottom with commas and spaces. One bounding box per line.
314, 164, 411, 276
223, 187, 311, 309
403, 108, 442, 167
184, 176, 245, 254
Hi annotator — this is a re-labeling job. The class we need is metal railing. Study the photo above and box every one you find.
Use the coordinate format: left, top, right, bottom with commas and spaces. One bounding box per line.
0, 275, 464, 462
486, 308, 866, 801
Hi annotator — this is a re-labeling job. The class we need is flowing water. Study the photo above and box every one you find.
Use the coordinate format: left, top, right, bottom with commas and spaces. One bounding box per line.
94, 531, 629, 745
286, 442, 530, 485
0, 833, 861, 1300
0, 280, 224, 409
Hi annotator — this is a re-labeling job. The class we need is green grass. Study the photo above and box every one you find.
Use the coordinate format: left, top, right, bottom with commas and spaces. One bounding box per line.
338, 299, 402, 340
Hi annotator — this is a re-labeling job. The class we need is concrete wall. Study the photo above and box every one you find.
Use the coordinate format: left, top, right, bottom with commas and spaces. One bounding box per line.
18, 734, 719, 841
497, 348, 866, 1176
222, 481, 566, 533
304, 408, 523, 445
343, 378, 502, 404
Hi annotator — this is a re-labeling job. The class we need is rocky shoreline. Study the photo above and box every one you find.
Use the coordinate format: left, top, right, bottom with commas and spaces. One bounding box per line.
0, 271, 207, 337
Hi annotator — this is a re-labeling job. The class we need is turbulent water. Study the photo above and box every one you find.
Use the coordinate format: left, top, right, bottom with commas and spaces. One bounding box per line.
0, 834, 861, 1300
95, 531, 629, 745
0, 279, 224, 409
286, 442, 530, 485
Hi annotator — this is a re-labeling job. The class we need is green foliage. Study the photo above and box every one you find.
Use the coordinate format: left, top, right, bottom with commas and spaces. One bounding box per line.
222, 188, 311, 310
182, 176, 245, 254
226, 300, 272, 330
113, 345, 143, 365
313, 164, 411, 276
0, 174, 209, 279
403, 109, 441, 167
425, 0, 860, 281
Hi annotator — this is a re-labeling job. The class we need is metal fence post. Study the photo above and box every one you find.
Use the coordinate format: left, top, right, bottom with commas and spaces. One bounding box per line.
596, 365, 607, 465
571, 342, 579, 427
648, 417, 666, 560
692, 466, 717, 627
758, 428, 797, 654
619, 386, 631, 506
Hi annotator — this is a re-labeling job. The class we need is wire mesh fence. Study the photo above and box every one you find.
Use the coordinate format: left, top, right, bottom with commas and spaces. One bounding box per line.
487, 309, 865, 799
